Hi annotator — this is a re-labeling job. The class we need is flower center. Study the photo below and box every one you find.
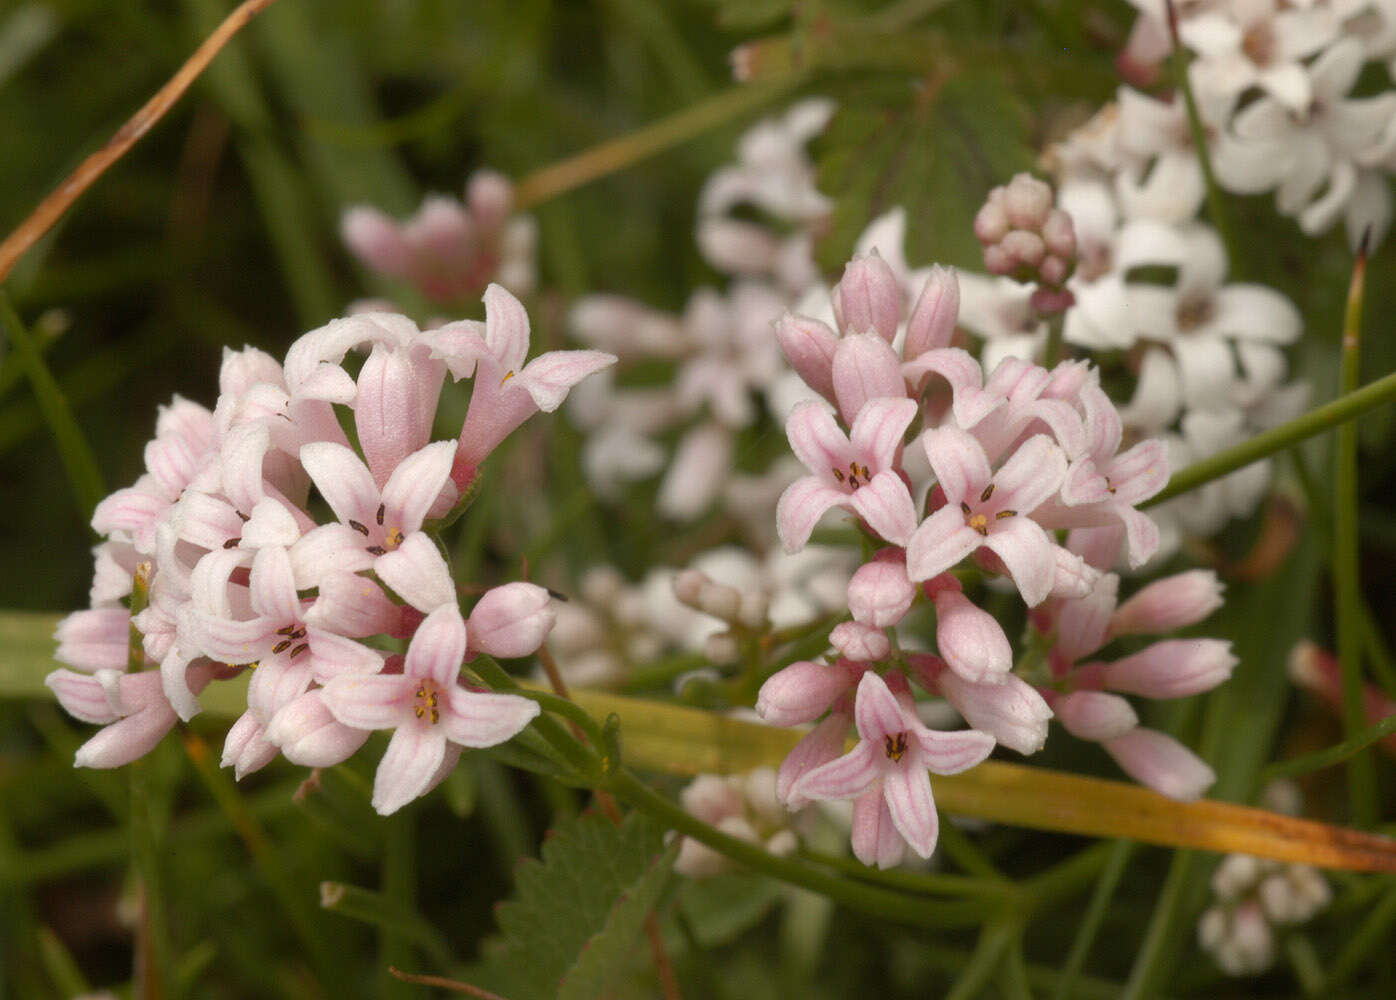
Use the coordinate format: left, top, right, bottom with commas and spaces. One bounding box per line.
355, 503, 406, 556
271, 623, 309, 659
883, 732, 909, 762
413, 682, 442, 725
831, 460, 873, 491
958, 483, 1017, 537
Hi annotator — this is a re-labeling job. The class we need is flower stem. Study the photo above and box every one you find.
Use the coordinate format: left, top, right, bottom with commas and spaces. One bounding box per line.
1042, 310, 1066, 368
513, 76, 802, 210
1163, 0, 1237, 270
605, 768, 998, 929
1261, 713, 1396, 784
1335, 235, 1378, 826
0, 292, 106, 519
1049, 840, 1135, 1000
1145, 368, 1396, 507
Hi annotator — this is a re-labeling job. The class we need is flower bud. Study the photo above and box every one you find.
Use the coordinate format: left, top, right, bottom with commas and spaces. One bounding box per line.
1100, 638, 1236, 698
1102, 726, 1215, 800
268, 690, 371, 767
1053, 690, 1138, 741
1111, 570, 1224, 636
467, 582, 556, 659
937, 672, 1051, 755
833, 252, 902, 342
847, 552, 917, 628
933, 589, 1012, 682
775, 312, 840, 403
831, 333, 905, 424
757, 659, 856, 726
829, 621, 890, 662
903, 266, 960, 361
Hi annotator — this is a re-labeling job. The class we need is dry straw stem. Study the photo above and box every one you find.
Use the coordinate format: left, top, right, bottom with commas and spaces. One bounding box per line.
0, 0, 281, 283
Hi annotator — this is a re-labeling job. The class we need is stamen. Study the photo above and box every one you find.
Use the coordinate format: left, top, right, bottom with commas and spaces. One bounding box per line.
832, 468, 846, 483
980, 483, 995, 503
883, 733, 909, 762
222, 538, 240, 549
289, 643, 309, 659
348, 519, 370, 536
387, 528, 405, 548
376, 504, 385, 526
968, 513, 990, 536
995, 509, 1016, 520
959, 501, 972, 516
272, 639, 293, 655
276, 624, 297, 636
1105, 476, 1116, 495
414, 706, 425, 719
501, 369, 516, 385
236, 510, 251, 523
367, 545, 387, 556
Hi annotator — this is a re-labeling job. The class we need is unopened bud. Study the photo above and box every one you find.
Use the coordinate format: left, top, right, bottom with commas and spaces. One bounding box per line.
833, 251, 902, 341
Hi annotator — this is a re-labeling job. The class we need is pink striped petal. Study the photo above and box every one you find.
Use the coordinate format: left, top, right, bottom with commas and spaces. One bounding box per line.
248, 546, 300, 624
911, 726, 995, 774
905, 506, 981, 582
849, 397, 918, 470
850, 472, 918, 547
320, 673, 413, 730
442, 688, 540, 747
922, 426, 991, 505
778, 713, 851, 808
268, 690, 371, 767
382, 440, 456, 533
785, 400, 850, 477
372, 724, 449, 814
482, 282, 531, 373
990, 435, 1067, 515
515, 350, 618, 413
300, 442, 379, 528
376, 532, 455, 613
882, 766, 939, 858
852, 788, 905, 869
983, 517, 1058, 607
54, 608, 130, 673
776, 476, 846, 553
795, 741, 880, 801
308, 628, 384, 682
404, 606, 467, 686
853, 671, 908, 741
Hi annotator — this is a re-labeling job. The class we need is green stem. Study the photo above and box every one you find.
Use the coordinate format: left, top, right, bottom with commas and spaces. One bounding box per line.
129, 759, 173, 1000
1043, 310, 1066, 368
1164, 0, 1236, 267
946, 917, 1022, 1000
1119, 851, 1196, 1000
1146, 368, 1396, 507
513, 76, 803, 209
1327, 879, 1396, 988
379, 812, 418, 998
470, 656, 599, 776
1050, 841, 1135, 1000
797, 847, 1013, 898
607, 768, 994, 929
1335, 240, 1377, 826
1261, 713, 1396, 783
0, 292, 105, 519
319, 881, 453, 970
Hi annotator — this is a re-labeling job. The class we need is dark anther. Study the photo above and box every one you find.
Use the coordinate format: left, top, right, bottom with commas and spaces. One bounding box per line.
222, 538, 240, 549
348, 519, 370, 536
376, 504, 386, 526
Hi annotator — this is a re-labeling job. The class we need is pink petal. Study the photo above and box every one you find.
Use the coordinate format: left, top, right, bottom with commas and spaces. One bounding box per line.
905, 507, 981, 583
775, 313, 839, 404
832, 333, 905, 424
404, 605, 467, 686
1102, 639, 1237, 699
795, 741, 880, 802
289, 524, 375, 590
1103, 727, 1215, 801
830, 621, 891, 663
850, 472, 918, 547
776, 476, 846, 553
910, 726, 995, 774
320, 673, 413, 730
757, 660, 855, 726
221, 712, 280, 779
989, 435, 1067, 515
268, 690, 371, 767
442, 687, 540, 747
882, 766, 939, 858
46, 669, 121, 725
785, 400, 851, 477
851, 788, 905, 869
307, 628, 385, 682
902, 349, 994, 428
849, 396, 918, 471
922, 426, 992, 505
852, 671, 908, 741
355, 344, 446, 487
1054, 691, 1138, 741
482, 282, 531, 373
371, 724, 448, 814
375, 531, 455, 613
307, 574, 401, 638
54, 608, 130, 673
300, 442, 379, 528
515, 350, 618, 413
904, 265, 959, 361
934, 590, 1012, 682
937, 673, 1051, 754
247, 657, 314, 722
1111, 570, 1224, 636
983, 517, 1058, 607
778, 713, 851, 808
382, 440, 456, 534
248, 546, 301, 624
1055, 573, 1119, 664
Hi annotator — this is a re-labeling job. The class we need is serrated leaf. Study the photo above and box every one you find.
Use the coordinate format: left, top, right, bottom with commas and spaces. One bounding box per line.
559, 838, 677, 1000
815, 71, 1035, 272
475, 810, 670, 1000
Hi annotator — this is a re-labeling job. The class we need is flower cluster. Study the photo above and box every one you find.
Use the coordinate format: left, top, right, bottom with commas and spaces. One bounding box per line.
751, 247, 1238, 866
341, 170, 537, 303
565, 100, 838, 532
673, 769, 805, 878
46, 286, 614, 813
1119, 0, 1396, 247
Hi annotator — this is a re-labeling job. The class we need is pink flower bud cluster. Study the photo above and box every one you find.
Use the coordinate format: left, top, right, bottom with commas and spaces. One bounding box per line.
751, 247, 1237, 864
48, 286, 615, 814
673, 769, 804, 878
1032, 567, 1232, 800
341, 170, 537, 303
974, 173, 1078, 314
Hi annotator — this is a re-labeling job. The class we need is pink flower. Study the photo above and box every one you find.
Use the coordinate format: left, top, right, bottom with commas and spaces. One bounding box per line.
47, 666, 212, 768
320, 606, 540, 814
907, 428, 1067, 606
794, 672, 994, 866
832, 251, 903, 342
757, 658, 866, 727
422, 284, 615, 488
465, 583, 556, 659
846, 548, 918, 628
776, 397, 919, 552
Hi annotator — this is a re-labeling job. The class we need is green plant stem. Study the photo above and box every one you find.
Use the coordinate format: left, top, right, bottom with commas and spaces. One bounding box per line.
1262, 713, 1396, 783
1164, 0, 1236, 267
513, 76, 802, 210
129, 759, 173, 1000
0, 292, 105, 519
1334, 241, 1377, 827
1326, 878, 1396, 988
379, 812, 418, 999
1146, 368, 1396, 507
797, 847, 1012, 898
319, 881, 453, 970
606, 768, 994, 929
1050, 840, 1135, 1000
946, 916, 1023, 1000
1043, 310, 1066, 367
1120, 851, 1196, 1000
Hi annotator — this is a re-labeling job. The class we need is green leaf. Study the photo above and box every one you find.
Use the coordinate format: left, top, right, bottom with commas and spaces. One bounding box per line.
677, 872, 782, 948
475, 810, 672, 1000
815, 70, 1035, 273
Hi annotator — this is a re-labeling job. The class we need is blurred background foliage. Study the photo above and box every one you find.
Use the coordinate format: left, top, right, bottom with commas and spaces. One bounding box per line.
3, 0, 1396, 997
